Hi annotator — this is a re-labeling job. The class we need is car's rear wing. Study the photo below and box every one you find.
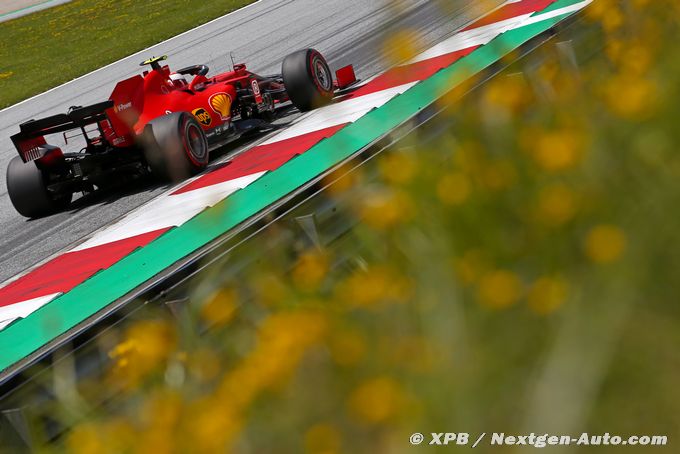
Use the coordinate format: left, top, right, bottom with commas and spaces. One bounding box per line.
11, 101, 114, 163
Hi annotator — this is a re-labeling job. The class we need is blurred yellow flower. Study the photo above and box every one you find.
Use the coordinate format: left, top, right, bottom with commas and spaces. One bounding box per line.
337, 266, 412, 308
619, 44, 653, 76
323, 162, 363, 196
601, 6, 624, 33
66, 423, 105, 454
329, 329, 367, 366
477, 270, 523, 309
454, 249, 488, 286
0, 71, 13, 80
483, 74, 531, 113
138, 391, 183, 454
536, 183, 578, 226
527, 276, 569, 315
584, 0, 618, 21
390, 336, 438, 373
200, 287, 238, 327
527, 128, 587, 172
252, 272, 287, 307
584, 224, 627, 264
348, 377, 406, 425
603, 73, 658, 119
188, 347, 222, 383
305, 423, 342, 454
108, 319, 176, 387
453, 140, 484, 174
437, 172, 471, 206
293, 251, 329, 291
183, 397, 241, 453
383, 29, 422, 65
379, 151, 418, 185
479, 159, 516, 191
361, 189, 414, 230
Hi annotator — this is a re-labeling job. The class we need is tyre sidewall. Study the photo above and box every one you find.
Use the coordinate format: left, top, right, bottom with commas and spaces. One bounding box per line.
6, 156, 71, 218
143, 112, 209, 182
282, 48, 334, 112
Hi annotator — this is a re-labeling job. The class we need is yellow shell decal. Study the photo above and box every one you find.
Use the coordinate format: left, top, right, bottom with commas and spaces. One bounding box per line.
192, 108, 212, 126
209, 92, 232, 121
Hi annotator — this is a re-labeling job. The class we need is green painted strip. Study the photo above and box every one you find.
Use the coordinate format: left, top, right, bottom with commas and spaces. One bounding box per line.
0, 1, 587, 372
535, 0, 589, 15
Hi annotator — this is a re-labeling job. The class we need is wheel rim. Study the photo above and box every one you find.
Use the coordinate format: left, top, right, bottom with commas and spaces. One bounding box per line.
312, 56, 332, 92
185, 122, 207, 163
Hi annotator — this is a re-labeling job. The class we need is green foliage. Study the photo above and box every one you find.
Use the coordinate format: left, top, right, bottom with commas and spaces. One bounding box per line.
0, 0, 254, 108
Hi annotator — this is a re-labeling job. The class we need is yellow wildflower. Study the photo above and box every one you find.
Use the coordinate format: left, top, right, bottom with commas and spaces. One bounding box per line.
337, 266, 412, 308
200, 288, 238, 327
536, 183, 578, 226
378, 151, 418, 185
527, 128, 587, 172
383, 29, 422, 65
305, 423, 342, 454
292, 251, 329, 291
437, 172, 471, 206
329, 329, 367, 366
527, 276, 569, 315
348, 377, 406, 425
361, 189, 414, 230
477, 270, 523, 309
584, 225, 627, 263
454, 249, 488, 286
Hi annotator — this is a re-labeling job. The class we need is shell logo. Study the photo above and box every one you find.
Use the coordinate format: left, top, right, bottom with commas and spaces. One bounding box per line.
209, 93, 232, 121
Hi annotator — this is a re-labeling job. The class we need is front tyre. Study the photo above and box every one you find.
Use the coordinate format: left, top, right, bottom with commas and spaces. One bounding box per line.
6, 156, 72, 218
142, 112, 209, 182
282, 48, 334, 112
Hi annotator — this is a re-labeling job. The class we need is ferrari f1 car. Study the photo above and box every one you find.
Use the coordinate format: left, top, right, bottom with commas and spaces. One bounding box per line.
7, 49, 357, 218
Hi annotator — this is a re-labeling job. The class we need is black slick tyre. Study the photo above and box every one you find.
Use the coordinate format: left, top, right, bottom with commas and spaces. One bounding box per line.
142, 112, 209, 182
6, 156, 72, 218
282, 48, 334, 112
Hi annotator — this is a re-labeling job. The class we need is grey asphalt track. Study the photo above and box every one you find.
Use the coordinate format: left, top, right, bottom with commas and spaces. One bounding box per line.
0, 0, 500, 283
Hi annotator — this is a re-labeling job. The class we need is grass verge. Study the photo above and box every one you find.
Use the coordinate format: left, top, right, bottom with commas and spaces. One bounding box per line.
0, 0, 255, 108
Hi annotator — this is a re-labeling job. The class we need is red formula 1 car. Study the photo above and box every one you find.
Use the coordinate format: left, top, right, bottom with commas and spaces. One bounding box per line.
7, 49, 357, 218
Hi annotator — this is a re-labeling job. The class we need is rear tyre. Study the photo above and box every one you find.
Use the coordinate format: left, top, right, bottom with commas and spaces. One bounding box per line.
282, 48, 334, 112
142, 112, 209, 182
6, 156, 72, 218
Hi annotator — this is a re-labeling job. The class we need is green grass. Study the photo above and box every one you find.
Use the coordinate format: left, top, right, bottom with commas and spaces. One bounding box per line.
0, 0, 255, 108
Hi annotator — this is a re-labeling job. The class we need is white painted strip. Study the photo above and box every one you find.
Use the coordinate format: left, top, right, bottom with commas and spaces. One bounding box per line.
410, 14, 532, 63
410, 0, 591, 65
262, 82, 417, 145
0, 293, 61, 329
522, 0, 592, 26
72, 171, 265, 251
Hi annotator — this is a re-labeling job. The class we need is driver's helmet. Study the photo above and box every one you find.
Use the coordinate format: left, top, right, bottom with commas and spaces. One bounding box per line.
169, 73, 188, 88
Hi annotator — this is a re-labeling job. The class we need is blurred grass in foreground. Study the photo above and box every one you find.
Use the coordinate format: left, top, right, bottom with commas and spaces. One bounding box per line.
12, 0, 680, 452
0, 0, 254, 109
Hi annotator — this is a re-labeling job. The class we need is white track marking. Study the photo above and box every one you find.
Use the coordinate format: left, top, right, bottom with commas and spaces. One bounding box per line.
410, 15, 532, 63
410, 0, 592, 64
263, 82, 417, 145
523, 0, 593, 26
72, 171, 266, 251
0, 293, 60, 329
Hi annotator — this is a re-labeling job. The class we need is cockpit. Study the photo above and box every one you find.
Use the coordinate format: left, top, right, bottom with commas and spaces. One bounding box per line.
169, 73, 189, 89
